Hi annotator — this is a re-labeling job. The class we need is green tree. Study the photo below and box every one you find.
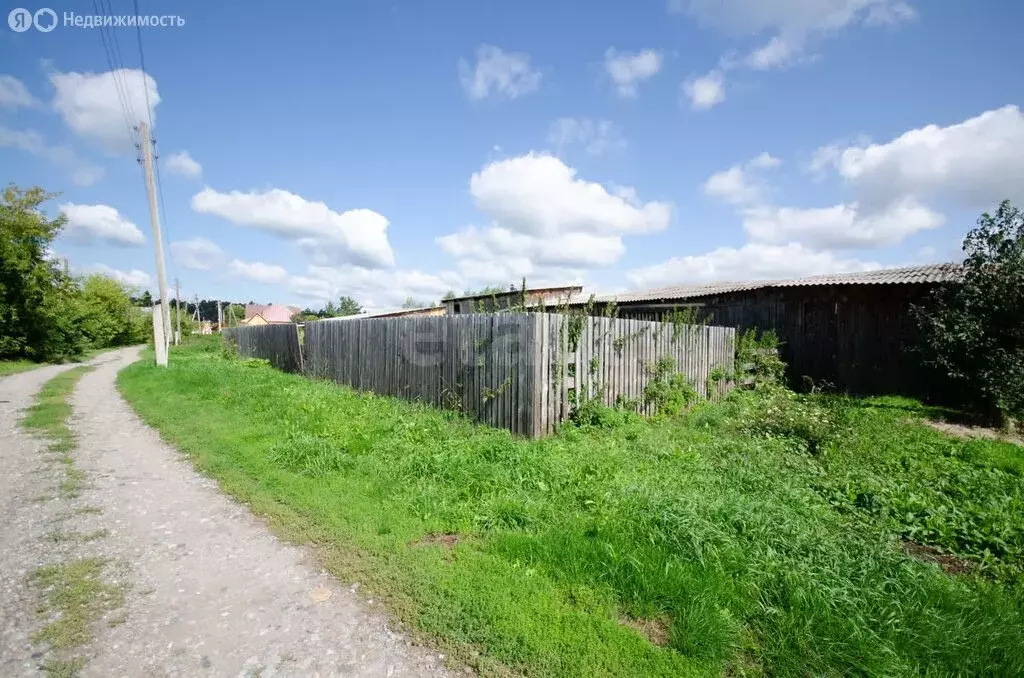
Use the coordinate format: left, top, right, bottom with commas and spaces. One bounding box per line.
914, 200, 1024, 426
0, 185, 87, 361
336, 296, 362, 316
78, 274, 147, 348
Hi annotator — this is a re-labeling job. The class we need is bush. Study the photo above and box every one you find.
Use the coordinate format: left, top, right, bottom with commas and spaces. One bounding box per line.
914, 200, 1024, 426
643, 356, 699, 416
729, 386, 837, 454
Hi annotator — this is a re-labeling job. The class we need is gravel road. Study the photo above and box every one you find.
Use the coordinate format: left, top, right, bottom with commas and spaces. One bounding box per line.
0, 347, 454, 677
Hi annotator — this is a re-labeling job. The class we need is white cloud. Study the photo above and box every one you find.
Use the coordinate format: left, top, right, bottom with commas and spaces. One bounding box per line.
628, 242, 880, 288
673, 0, 915, 39
438, 153, 670, 287
703, 152, 781, 204
0, 126, 104, 186
672, 1, 915, 109
169, 237, 225, 271
59, 203, 145, 247
703, 150, 938, 249
604, 48, 662, 97
287, 264, 462, 311
547, 118, 626, 156
0, 75, 40, 108
815, 105, 1024, 209
459, 45, 542, 100
749, 151, 783, 169
49, 68, 160, 153
191, 187, 395, 268
683, 70, 726, 110
81, 263, 152, 289
745, 35, 800, 70
438, 225, 625, 269
469, 153, 671, 237
742, 198, 944, 249
229, 259, 289, 284
164, 150, 202, 178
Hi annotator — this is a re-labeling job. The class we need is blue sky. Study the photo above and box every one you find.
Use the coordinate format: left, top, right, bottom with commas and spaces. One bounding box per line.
2, 0, 1022, 311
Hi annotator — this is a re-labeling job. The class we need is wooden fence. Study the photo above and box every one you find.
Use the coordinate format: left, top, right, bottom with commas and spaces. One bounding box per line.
223, 324, 303, 373
540, 314, 735, 435
229, 313, 735, 437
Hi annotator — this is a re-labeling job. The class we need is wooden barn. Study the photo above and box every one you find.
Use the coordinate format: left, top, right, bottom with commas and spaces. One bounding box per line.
582, 264, 963, 397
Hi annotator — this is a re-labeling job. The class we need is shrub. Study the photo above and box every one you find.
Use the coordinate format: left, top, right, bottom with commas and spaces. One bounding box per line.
643, 356, 700, 417
729, 386, 837, 454
914, 200, 1024, 427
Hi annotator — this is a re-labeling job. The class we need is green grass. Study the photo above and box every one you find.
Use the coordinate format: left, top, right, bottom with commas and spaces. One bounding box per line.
29, 558, 125, 650
0, 345, 123, 379
22, 366, 95, 498
117, 337, 1024, 676
0, 358, 40, 376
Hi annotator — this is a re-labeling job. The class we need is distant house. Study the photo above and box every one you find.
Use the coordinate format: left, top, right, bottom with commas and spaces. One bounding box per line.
245, 303, 301, 323
575, 264, 962, 397
443, 285, 582, 315
242, 304, 298, 325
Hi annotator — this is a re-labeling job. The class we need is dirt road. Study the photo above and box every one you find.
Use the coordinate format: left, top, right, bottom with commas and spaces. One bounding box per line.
0, 347, 452, 677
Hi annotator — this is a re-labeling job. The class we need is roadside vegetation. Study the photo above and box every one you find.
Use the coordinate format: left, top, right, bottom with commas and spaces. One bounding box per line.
1, 185, 153, 368
914, 199, 1024, 430
118, 336, 1024, 676
22, 366, 126, 677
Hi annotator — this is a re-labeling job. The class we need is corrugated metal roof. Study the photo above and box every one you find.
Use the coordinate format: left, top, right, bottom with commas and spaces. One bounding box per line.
595, 263, 962, 305
446, 285, 583, 302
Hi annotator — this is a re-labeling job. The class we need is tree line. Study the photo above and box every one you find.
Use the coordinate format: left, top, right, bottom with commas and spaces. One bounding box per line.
1, 186, 152, 362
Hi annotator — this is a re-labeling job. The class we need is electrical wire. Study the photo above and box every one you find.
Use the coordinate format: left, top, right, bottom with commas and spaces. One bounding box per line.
131, 0, 174, 258
90, 0, 137, 147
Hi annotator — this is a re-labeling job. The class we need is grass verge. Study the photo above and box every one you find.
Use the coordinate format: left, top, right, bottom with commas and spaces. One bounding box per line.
0, 346, 121, 380
21, 366, 94, 498
117, 337, 1024, 676
0, 358, 39, 377
29, 558, 126, 649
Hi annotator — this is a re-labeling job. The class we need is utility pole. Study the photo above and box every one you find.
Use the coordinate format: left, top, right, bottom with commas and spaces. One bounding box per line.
151, 300, 167, 367
138, 121, 171, 364
217, 301, 223, 331
174, 278, 181, 345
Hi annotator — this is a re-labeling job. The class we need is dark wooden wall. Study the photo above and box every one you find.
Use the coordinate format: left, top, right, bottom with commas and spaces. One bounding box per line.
612, 284, 937, 397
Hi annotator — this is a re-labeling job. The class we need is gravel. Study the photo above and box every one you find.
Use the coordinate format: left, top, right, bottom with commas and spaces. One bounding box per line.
1, 347, 455, 677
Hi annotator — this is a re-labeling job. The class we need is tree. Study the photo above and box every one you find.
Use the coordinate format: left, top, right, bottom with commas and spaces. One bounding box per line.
402, 296, 428, 309
0, 185, 87, 361
78, 274, 148, 348
131, 290, 153, 307
914, 200, 1024, 426
336, 296, 362, 316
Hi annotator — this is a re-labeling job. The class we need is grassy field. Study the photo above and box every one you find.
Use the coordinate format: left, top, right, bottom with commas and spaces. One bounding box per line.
117, 338, 1024, 676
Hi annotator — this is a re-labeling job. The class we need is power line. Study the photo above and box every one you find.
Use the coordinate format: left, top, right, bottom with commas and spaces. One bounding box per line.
101, 0, 140, 129
132, 0, 155, 135
131, 0, 174, 268
90, 0, 136, 146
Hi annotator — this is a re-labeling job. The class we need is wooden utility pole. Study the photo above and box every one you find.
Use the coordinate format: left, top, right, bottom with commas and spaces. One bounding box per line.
138, 121, 171, 364
174, 278, 181, 345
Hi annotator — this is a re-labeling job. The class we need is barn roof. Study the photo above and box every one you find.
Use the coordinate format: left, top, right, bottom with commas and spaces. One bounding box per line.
595, 263, 963, 305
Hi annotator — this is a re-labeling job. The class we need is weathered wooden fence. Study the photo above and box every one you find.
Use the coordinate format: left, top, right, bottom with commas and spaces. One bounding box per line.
223, 324, 303, 373
301, 313, 735, 437
537, 314, 735, 435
